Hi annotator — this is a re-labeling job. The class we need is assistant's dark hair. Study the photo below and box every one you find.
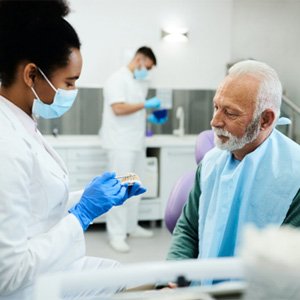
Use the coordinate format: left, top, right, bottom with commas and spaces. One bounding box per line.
0, 0, 81, 87
136, 46, 157, 66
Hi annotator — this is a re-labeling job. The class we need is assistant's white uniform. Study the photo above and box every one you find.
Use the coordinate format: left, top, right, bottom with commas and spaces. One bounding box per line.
0, 97, 121, 300
100, 66, 148, 240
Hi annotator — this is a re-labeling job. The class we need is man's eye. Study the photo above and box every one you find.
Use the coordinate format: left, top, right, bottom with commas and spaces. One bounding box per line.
226, 111, 238, 117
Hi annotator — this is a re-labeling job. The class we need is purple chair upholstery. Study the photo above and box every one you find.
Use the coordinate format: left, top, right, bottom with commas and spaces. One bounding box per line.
164, 130, 215, 233
165, 171, 196, 233
195, 130, 215, 164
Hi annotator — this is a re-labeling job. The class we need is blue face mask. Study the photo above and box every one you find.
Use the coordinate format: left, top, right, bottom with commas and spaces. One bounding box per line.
134, 67, 148, 80
31, 68, 78, 119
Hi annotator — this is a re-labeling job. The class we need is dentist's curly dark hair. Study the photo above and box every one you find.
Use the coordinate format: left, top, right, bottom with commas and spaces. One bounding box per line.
0, 0, 81, 87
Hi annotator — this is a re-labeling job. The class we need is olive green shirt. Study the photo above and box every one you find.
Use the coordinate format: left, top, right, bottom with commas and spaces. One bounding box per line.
167, 165, 300, 260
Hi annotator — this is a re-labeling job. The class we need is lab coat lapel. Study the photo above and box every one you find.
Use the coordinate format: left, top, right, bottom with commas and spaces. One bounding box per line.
0, 100, 68, 181
37, 131, 68, 175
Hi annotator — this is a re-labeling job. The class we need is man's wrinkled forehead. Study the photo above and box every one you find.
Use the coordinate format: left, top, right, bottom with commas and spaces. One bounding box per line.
214, 74, 261, 107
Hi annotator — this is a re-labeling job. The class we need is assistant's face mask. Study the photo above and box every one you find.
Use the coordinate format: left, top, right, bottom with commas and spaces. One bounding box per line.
31, 68, 78, 119
134, 67, 148, 80
134, 59, 149, 80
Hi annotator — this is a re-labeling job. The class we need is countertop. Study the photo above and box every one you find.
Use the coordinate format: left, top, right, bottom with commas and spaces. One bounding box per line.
44, 134, 197, 148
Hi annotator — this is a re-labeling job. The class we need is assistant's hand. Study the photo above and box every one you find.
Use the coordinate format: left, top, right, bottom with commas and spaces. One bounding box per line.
69, 172, 127, 230
147, 114, 168, 125
144, 97, 161, 109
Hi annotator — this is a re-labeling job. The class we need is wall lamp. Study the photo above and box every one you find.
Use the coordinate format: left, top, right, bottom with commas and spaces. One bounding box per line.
161, 28, 189, 43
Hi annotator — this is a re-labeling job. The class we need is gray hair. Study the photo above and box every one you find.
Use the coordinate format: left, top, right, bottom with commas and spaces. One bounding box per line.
228, 60, 282, 122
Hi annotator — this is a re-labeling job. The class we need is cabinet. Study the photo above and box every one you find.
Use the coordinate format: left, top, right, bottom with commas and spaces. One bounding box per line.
66, 147, 108, 191
46, 135, 197, 221
159, 147, 196, 218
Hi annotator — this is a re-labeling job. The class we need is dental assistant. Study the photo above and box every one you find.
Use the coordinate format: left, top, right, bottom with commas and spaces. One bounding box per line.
0, 1, 145, 299
167, 60, 300, 284
100, 47, 166, 252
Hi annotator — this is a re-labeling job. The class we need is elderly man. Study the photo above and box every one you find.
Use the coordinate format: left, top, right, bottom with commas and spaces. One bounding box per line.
167, 60, 300, 265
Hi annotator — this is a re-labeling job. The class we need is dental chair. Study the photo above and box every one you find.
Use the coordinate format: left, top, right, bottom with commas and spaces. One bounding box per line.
165, 130, 214, 233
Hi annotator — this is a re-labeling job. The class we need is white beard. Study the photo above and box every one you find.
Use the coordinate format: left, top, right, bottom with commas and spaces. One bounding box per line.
213, 116, 261, 152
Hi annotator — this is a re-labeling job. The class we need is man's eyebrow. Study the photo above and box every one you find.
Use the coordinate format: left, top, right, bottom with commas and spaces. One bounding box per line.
213, 101, 243, 112
66, 76, 79, 80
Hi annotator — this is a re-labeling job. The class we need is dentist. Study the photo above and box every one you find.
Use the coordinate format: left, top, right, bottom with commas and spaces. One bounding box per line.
0, 1, 145, 299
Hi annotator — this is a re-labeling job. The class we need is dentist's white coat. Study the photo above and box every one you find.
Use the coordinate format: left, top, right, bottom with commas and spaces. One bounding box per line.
0, 98, 120, 300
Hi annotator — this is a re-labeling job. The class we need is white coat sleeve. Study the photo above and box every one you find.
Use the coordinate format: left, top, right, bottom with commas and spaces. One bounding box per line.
65, 189, 84, 212
104, 74, 127, 105
0, 137, 85, 295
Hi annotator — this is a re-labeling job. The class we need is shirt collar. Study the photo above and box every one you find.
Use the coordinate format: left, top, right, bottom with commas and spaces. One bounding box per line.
0, 95, 38, 136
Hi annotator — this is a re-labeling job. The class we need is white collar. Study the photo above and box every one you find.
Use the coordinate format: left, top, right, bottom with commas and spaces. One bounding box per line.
0, 95, 38, 139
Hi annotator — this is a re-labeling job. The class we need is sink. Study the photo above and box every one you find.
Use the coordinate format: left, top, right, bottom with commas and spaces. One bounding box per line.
173, 106, 185, 137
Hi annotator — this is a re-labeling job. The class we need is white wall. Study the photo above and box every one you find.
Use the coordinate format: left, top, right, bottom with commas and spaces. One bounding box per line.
231, 0, 300, 106
68, 0, 233, 89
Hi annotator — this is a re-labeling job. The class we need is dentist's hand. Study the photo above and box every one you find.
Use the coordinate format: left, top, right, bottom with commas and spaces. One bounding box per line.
69, 172, 127, 230
144, 97, 161, 109
122, 182, 147, 199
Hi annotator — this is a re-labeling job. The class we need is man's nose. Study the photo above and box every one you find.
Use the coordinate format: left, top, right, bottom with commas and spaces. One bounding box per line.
210, 111, 224, 128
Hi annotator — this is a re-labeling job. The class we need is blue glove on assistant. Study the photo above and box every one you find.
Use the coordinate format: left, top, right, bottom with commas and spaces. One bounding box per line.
69, 172, 127, 231
144, 97, 161, 109
147, 114, 168, 125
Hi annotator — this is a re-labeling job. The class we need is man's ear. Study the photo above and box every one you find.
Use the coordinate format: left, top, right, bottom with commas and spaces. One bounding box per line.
23, 63, 38, 87
260, 109, 276, 131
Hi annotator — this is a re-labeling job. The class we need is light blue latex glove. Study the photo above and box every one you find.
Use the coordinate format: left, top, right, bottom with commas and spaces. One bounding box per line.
144, 97, 161, 109
69, 172, 128, 231
147, 114, 168, 125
